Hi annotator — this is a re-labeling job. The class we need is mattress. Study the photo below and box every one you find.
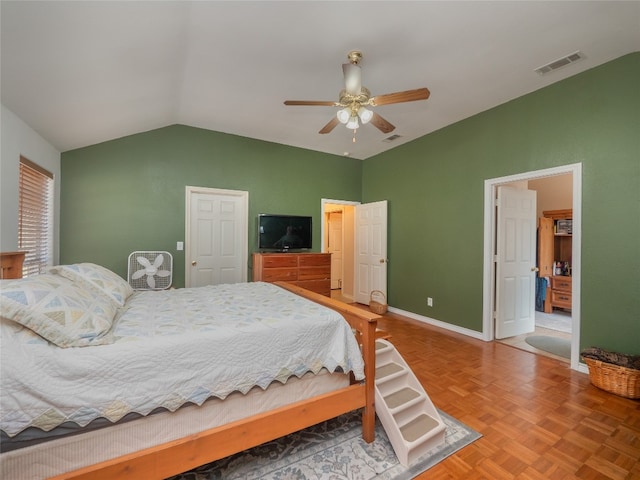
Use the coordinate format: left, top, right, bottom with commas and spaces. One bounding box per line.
0, 370, 349, 480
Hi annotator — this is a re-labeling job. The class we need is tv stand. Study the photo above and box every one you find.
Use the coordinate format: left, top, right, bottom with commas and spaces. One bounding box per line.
252, 252, 331, 296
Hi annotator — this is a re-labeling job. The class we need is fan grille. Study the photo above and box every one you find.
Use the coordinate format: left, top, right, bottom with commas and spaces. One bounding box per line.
127, 251, 173, 290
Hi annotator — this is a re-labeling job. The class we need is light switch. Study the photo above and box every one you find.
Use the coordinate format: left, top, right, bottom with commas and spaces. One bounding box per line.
177, 241, 184, 251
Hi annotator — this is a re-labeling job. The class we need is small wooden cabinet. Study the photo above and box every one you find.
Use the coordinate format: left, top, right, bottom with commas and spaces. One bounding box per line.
252, 252, 331, 296
549, 276, 572, 310
0, 251, 26, 279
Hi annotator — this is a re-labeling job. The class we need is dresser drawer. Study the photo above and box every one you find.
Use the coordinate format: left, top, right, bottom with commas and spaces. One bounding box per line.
551, 290, 572, 309
551, 276, 572, 293
299, 254, 331, 267
261, 268, 298, 282
261, 255, 298, 268
298, 266, 330, 281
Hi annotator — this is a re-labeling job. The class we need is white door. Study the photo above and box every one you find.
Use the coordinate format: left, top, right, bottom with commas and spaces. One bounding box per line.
354, 200, 388, 305
185, 187, 248, 287
495, 186, 537, 339
327, 211, 343, 289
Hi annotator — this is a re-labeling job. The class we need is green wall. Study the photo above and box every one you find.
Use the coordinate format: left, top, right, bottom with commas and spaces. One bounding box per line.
60, 125, 362, 287
61, 53, 639, 356
362, 53, 640, 355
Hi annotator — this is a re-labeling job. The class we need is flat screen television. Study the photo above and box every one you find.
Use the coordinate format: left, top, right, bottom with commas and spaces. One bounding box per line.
258, 214, 312, 251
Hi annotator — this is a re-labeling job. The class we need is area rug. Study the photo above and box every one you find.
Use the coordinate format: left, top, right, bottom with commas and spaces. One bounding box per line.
167, 409, 481, 479
525, 335, 571, 359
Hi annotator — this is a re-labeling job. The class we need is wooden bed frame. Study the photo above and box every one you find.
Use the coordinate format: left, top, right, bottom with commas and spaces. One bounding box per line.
47, 281, 379, 480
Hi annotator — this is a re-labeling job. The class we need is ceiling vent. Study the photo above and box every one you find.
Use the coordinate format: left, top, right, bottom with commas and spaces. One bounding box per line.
383, 134, 403, 143
535, 51, 585, 75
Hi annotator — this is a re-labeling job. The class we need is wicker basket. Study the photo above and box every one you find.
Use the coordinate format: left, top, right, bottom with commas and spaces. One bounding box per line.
369, 290, 387, 315
583, 357, 640, 399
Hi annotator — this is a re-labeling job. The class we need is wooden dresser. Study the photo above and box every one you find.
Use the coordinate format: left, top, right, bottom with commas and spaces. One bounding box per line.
549, 275, 572, 311
252, 252, 331, 296
0, 251, 26, 279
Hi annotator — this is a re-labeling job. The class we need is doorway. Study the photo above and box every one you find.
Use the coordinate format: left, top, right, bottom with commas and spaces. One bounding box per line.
321, 199, 389, 306
321, 200, 358, 302
482, 163, 582, 371
495, 179, 572, 349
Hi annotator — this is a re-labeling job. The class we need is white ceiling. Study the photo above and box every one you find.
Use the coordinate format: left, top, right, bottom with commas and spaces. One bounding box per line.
2, 1, 639, 160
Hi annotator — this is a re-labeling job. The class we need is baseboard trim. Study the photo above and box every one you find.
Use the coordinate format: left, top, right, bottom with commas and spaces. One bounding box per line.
387, 306, 485, 341
386, 306, 590, 373
577, 363, 589, 374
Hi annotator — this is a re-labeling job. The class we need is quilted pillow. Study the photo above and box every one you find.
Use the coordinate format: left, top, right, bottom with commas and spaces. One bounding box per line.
49, 263, 133, 307
0, 274, 117, 347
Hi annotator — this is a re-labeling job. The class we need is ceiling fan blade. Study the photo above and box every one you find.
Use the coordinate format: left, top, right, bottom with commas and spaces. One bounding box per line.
284, 100, 338, 106
370, 112, 396, 134
319, 117, 340, 134
370, 87, 430, 106
342, 63, 362, 95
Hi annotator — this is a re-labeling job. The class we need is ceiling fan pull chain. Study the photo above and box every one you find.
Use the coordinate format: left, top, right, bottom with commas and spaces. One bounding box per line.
352, 129, 357, 143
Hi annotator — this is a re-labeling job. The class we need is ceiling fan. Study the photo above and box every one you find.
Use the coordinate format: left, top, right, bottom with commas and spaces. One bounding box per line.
284, 50, 430, 138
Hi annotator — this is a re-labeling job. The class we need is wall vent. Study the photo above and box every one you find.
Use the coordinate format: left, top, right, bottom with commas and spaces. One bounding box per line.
535, 51, 585, 75
383, 134, 403, 143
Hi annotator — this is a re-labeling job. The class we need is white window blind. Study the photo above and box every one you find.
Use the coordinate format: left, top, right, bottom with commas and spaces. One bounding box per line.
19, 156, 54, 277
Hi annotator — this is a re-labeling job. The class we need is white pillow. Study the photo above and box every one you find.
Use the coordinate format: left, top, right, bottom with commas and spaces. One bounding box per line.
0, 274, 117, 348
49, 263, 133, 307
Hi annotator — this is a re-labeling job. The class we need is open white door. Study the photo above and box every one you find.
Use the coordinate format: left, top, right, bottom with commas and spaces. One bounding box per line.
354, 200, 388, 305
495, 187, 537, 339
185, 186, 248, 288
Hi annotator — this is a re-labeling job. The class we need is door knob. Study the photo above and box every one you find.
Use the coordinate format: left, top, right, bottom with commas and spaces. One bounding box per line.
191, 261, 197, 266
379, 259, 386, 264
531, 267, 539, 272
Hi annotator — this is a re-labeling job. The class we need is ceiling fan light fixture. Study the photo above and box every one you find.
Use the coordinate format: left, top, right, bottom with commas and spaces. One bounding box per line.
357, 106, 373, 124
337, 107, 351, 124
346, 115, 359, 130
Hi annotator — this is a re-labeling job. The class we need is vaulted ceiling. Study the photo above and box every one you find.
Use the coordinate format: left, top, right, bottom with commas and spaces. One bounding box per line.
2, 1, 639, 159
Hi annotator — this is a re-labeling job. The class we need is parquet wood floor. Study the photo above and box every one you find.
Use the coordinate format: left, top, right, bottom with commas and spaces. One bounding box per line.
374, 310, 640, 480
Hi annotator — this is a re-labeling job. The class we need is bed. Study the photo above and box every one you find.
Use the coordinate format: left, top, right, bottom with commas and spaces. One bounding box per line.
0, 263, 379, 480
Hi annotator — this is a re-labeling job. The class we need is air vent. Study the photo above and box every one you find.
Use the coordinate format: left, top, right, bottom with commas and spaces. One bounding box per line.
535, 51, 585, 75
383, 134, 403, 143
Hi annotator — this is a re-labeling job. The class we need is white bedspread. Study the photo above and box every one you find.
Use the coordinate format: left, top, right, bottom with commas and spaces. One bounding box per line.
1, 282, 364, 437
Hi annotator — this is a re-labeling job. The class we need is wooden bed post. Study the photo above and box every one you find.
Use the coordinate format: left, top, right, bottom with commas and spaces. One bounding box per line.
360, 312, 377, 442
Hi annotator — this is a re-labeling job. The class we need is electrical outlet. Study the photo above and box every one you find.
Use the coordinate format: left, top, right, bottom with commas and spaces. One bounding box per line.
427, 297, 433, 307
